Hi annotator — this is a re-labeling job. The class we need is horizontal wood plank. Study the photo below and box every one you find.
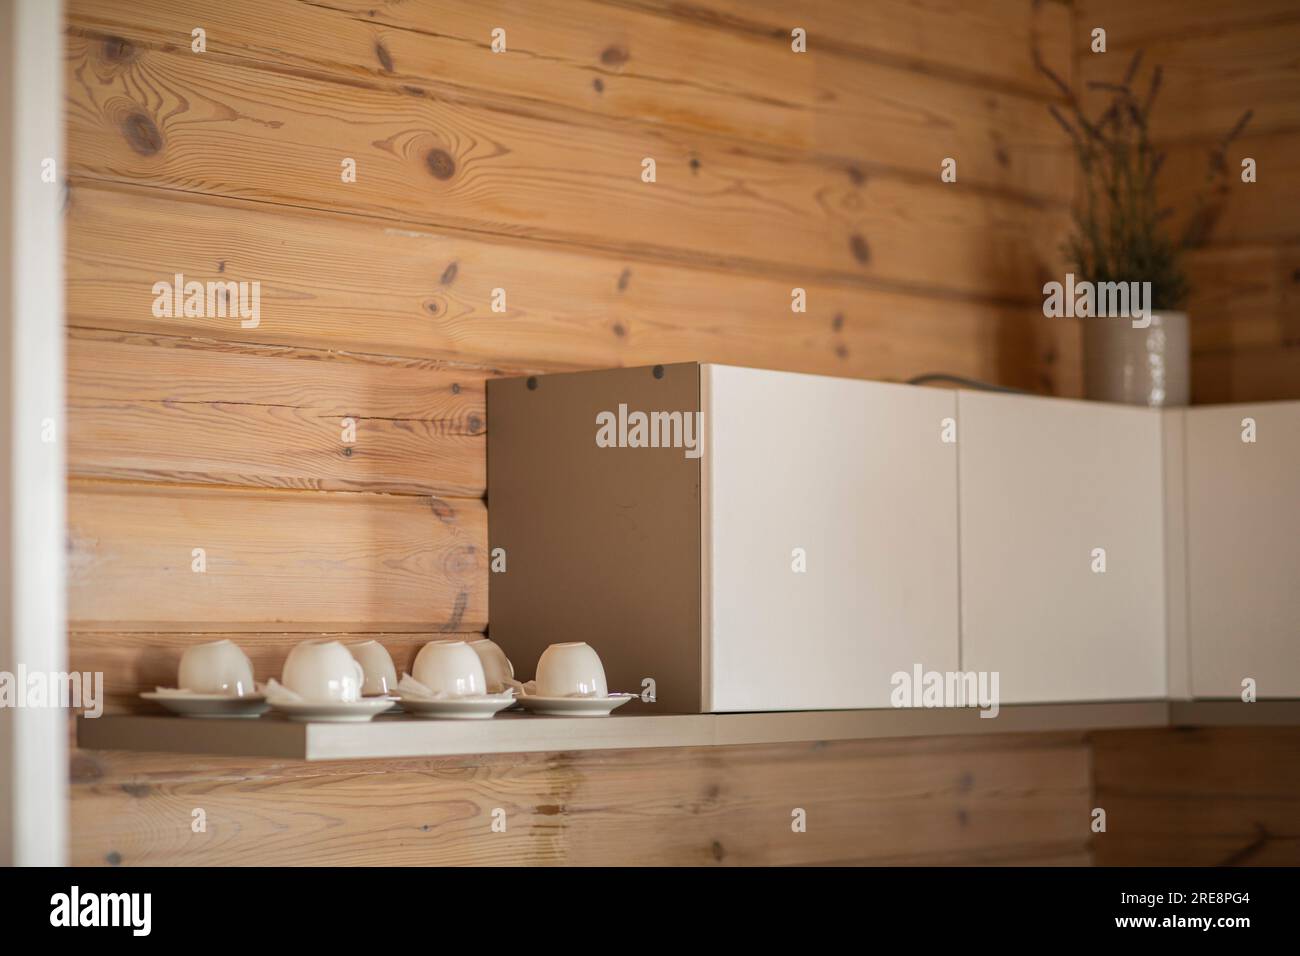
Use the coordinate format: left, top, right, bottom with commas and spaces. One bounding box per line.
1078, 0, 1300, 43
64, 30, 1066, 299
67, 181, 1055, 391
68, 327, 488, 496
69, 733, 1090, 865
67, 0, 1071, 203
68, 631, 484, 714
1162, 131, 1300, 247
1091, 727, 1300, 866
1184, 244, 1300, 354
1191, 345, 1300, 403
1077, 19, 1300, 141
622, 0, 1073, 97
68, 481, 487, 631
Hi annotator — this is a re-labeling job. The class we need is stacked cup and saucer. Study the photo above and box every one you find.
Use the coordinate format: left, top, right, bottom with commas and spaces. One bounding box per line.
139, 639, 269, 718
264, 640, 395, 722
394, 639, 515, 719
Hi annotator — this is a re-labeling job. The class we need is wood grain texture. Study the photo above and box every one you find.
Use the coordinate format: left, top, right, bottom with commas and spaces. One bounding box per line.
1184, 244, 1300, 355
66, 181, 1055, 390
68, 481, 487, 632
1079, 0, 1300, 42
69, 732, 1092, 866
1076, 15, 1300, 140
67, 0, 1070, 203
1090, 727, 1300, 866
69, 632, 482, 714
621, 0, 1074, 96
1191, 346, 1300, 404
1162, 132, 1300, 246
68, 327, 488, 495
63, 29, 1066, 299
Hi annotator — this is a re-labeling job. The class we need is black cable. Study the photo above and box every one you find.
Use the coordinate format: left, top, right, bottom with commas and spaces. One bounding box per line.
905, 373, 1028, 395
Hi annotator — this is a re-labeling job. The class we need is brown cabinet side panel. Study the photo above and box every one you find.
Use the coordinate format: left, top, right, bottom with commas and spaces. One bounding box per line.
488, 363, 702, 712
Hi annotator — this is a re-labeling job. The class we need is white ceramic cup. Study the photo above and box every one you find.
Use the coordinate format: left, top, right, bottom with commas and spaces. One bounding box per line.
469, 638, 514, 693
412, 641, 486, 697
178, 639, 256, 697
535, 642, 608, 698
282, 640, 366, 703
348, 640, 397, 697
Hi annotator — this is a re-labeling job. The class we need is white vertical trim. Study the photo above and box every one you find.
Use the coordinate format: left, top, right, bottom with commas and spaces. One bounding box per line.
699, 364, 713, 712
0, 0, 67, 866
1160, 410, 1191, 700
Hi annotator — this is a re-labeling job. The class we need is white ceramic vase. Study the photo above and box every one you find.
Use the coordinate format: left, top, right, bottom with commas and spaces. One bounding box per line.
1082, 310, 1189, 407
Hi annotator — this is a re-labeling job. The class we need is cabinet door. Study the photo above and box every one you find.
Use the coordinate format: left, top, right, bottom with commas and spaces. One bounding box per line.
704, 366, 959, 711
1186, 403, 1300, 698
959, 392, 1166, 703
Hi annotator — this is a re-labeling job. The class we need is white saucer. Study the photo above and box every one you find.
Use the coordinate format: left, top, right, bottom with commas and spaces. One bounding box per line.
515, 693, 635, 717
140, 690, 269, 719
397, 695, 515, 720
267, 696, 395, 723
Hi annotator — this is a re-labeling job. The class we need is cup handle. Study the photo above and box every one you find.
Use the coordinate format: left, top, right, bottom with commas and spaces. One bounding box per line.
351, 659, 366, 694
505, 656, 515, 679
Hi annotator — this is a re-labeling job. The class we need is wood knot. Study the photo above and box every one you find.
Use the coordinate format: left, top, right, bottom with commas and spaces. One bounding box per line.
441, 589, 469, 631
120, 111, 162, 156
600, 45, 629, 67
375, 41, 394, 73
440, 261, 458, 285
103, 36, 135, 63
426, 148, 456, 180
849, 233, 870, 264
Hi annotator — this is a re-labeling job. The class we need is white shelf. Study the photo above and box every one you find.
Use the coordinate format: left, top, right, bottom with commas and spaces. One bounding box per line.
76, 702, 1297, 762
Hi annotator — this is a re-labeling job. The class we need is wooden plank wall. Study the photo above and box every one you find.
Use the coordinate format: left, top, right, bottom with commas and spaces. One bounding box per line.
1091, 728, 1300, 866
70, 733, 1094, 867
1075, 0, 1300, 402
64, 0, 1079, 691
61, 0, 1290, 866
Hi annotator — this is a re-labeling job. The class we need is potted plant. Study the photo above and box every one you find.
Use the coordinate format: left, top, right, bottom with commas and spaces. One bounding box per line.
1035, 48, 1252, 405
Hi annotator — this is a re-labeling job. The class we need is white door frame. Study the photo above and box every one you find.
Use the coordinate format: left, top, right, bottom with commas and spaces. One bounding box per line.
0, 0, 67, 867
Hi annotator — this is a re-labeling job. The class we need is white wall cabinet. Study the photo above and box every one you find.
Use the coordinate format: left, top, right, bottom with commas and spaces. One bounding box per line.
1185, 403, 1300, 698
704, 366, 959, 711
489, 364, 1297, 713
957, 392, 1167, 703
